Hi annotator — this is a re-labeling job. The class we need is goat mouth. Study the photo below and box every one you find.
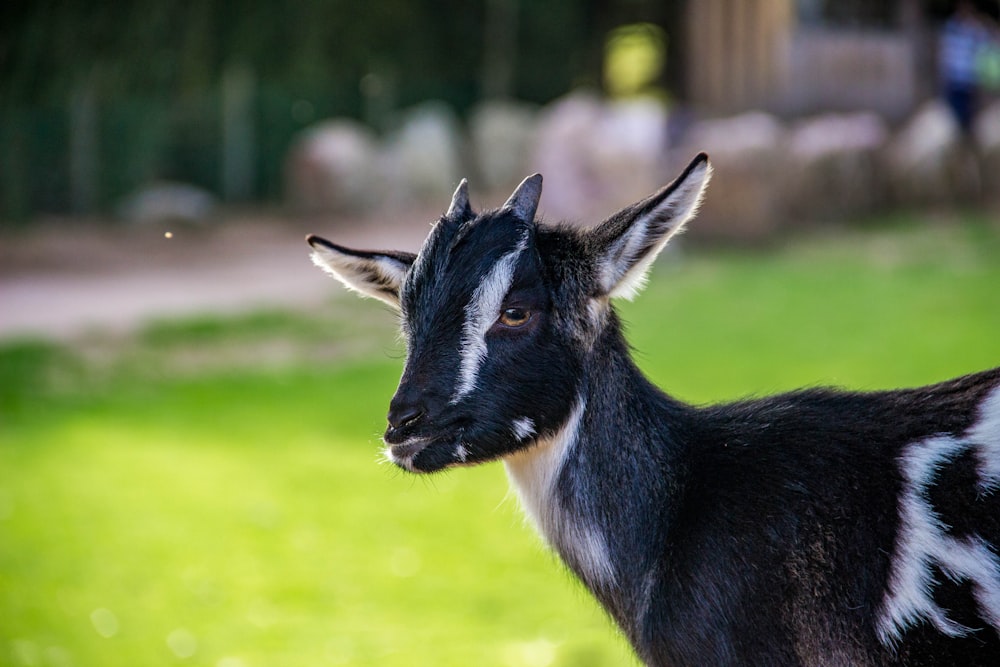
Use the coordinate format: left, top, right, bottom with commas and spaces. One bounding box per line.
387, 438, 431, 469
385, 433, 470, 473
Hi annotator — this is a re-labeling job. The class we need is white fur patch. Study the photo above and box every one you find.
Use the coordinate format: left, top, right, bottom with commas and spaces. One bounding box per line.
877, 385, 1000, 645
512, 417, 536, 441
452, 234, 528, 402
503, 399, 616, 586
503, 402, 581, 535
972, 386, 1000, 489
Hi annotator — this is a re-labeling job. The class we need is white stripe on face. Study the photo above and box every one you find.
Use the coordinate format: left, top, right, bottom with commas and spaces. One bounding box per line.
452, 234, 527, 402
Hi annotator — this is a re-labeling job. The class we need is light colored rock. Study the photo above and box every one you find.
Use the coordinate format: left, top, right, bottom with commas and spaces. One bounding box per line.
891, 101, 961, 166
679, 111, 787, 239
381, 101, 463, 207
529, 91, 605, 222
285, 120, 381, 214
590, 98, 670, 208
974, 100, 1000, 151
469, 100, 539, 193
975, 100, 1000, 206
885, 100, 971, 206
785, 112, 890, 221
686, 111, 783, 160
788, 112, 888, 161
530, 92, 669, 223
118, 182, 216, 224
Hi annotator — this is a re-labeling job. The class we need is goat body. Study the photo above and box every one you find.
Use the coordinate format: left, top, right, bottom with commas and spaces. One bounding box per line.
307, 154, 1000, 665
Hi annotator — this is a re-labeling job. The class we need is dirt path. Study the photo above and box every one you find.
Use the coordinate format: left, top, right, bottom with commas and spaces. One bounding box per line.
0, 211, 433, 341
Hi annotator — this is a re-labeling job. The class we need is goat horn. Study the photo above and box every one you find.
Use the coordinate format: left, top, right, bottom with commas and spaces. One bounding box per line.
446, 179, 472, 220
502, 173, 543, 222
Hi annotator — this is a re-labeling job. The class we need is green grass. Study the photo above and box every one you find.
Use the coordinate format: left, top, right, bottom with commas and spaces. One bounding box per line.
1, 217, 999, 667
623, 218, 1000, 400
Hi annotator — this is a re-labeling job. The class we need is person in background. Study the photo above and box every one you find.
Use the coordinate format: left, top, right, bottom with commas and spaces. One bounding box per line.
939, 0, 1000, 135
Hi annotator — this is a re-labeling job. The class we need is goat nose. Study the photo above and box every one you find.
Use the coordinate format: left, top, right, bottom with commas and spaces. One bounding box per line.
387, 399, 425, 430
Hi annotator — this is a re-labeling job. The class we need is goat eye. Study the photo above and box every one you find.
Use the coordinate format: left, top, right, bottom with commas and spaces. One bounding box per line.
498, 307, 531, 328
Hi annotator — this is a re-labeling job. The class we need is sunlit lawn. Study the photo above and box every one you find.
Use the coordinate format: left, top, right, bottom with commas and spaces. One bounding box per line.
1, 217, 999, 667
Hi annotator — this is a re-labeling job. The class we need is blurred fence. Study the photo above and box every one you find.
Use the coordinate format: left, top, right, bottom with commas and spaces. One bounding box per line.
0, 69, 477, 222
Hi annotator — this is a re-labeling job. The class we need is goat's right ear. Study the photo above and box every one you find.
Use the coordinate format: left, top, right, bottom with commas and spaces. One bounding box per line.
307, 235, 415, 310
588, 153, 711, 300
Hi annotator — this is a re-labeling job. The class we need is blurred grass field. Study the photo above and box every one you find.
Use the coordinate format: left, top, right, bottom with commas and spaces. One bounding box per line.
2, 217, 999, 667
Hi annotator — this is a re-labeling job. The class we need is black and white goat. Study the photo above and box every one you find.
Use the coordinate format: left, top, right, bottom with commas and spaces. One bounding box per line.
307, 153, 1000, 666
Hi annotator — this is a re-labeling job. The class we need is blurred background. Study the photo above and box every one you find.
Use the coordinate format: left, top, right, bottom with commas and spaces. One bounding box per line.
2, 1, 1000, 666
1, 0, 999, 229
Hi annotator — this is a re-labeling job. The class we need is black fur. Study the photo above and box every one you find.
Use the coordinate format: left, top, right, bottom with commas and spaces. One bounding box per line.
308, 155, 1000, 666
563, 318, 1000, 665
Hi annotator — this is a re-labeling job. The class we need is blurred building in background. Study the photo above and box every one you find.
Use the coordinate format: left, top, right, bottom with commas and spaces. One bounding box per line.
0, 0, 998, 225
687, 0, 927, 118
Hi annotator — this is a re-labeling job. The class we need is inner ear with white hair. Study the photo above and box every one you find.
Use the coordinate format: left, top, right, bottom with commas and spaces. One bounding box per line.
588, 153, 712, 300
306, 235, 415, 310
306, 178, 477, 309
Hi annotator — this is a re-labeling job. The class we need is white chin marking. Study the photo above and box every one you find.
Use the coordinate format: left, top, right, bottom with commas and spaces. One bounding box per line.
388, 452, 416, 472
387, 439, 471, 471
385, 438, 430, 472
877, 384, 1000, 646
387, 449, 417, 472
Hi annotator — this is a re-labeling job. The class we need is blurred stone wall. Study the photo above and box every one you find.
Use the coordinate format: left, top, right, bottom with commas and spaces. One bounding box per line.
286, 92, 1000, 240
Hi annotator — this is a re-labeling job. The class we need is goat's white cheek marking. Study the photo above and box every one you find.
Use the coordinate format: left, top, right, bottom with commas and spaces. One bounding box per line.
878, 385, 1000, 645
452, 235, 527, 402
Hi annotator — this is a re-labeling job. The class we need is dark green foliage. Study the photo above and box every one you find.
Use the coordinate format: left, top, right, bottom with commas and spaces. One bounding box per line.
0, 0, 677, 218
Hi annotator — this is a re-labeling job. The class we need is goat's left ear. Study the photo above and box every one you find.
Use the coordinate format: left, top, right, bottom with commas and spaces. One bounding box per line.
307, 234, 415, 310
589, 153, 712, 299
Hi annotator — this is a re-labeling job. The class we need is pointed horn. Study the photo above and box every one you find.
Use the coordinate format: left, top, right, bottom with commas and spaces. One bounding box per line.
446, 179, 472, 220
502, 173, 543, 222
